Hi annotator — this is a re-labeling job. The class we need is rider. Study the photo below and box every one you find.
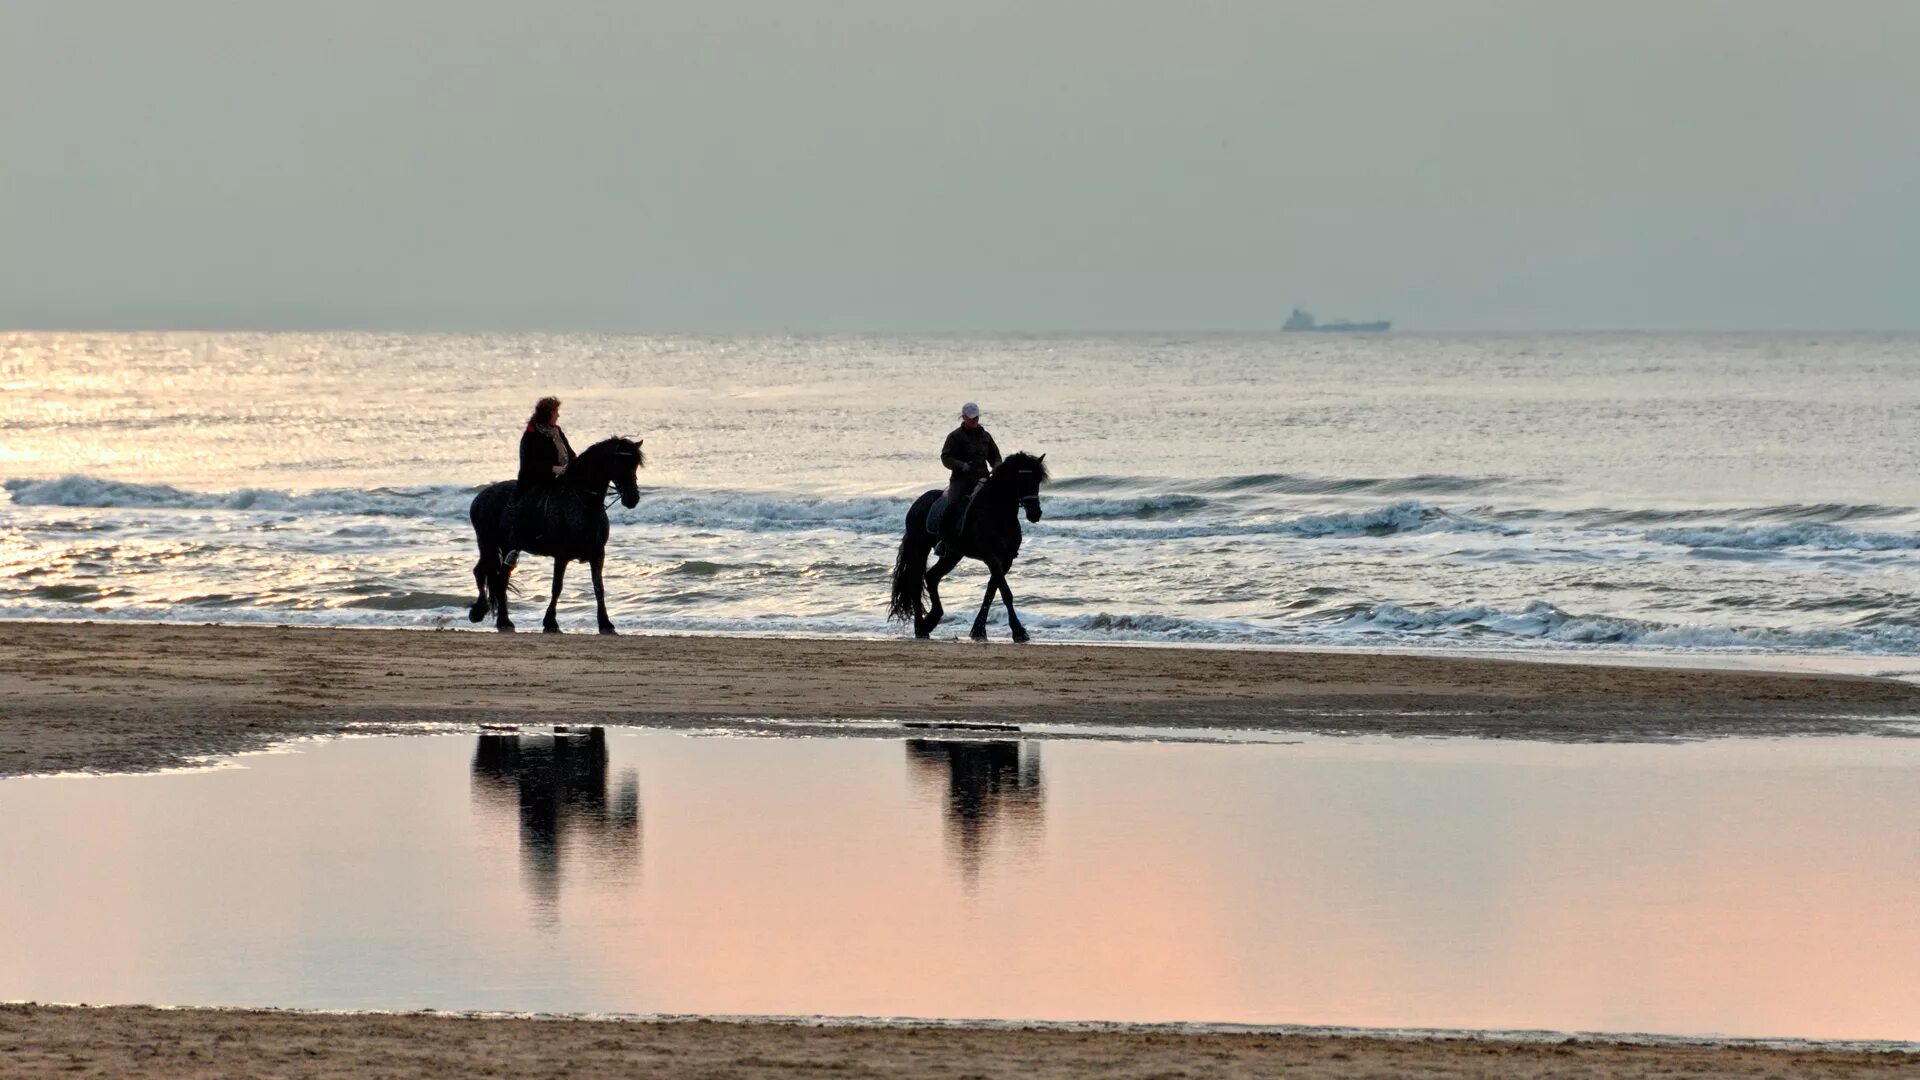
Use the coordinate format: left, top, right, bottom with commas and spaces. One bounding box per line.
932, 401, 1001, 538
507, 395, 575, 556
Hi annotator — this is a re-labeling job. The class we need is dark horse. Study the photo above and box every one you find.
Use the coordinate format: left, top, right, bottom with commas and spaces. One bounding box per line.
889, 451, 1048, 642
468, 437, 644, 634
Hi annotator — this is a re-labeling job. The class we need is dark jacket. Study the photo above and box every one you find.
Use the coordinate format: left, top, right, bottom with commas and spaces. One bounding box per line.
517, 423, 576, 494
941, 424, 1002, 487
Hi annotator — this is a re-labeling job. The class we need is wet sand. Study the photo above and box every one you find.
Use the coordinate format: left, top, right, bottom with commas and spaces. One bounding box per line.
4, 620, 1920, 775
3, 1005, 1915, 1080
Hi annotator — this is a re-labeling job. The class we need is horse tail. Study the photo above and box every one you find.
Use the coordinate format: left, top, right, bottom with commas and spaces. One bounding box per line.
889, 491, 939, 623
888, 532, 928, 623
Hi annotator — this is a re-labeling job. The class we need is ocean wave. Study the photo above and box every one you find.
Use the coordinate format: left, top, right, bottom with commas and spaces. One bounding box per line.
1054, 501, 1515, 541
618, 490, 900, 532
1528, 503, 1916, 528
1035, 602, 1920, 652
1309, 600, 1920, 652
5, 593, 1918, 655
338, 590, 477, 611
1646, 523, 1920, 552
1053, 494, 1214, 519
4, 475, 479, 518
5, 474, 1511, 542
1050, 472, 1511, 497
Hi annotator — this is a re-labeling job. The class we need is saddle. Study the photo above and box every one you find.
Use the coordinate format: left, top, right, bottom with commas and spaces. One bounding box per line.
927, 482, 982, 544
505, 488, 560, 552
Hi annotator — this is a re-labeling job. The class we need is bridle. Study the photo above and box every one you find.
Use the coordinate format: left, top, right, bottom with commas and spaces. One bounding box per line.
598, 447, 642, 509
1015, 468, 1041, 512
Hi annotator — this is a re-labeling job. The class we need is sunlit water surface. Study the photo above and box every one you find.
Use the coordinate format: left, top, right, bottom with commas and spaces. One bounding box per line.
3, 729, 1918, 1042
5, 332, 1920, 656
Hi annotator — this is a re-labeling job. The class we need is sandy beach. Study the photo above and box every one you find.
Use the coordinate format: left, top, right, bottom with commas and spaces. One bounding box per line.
6, 622, 1920, 1077
4, 621, 1920, 776
4, 1005, 1917, 1080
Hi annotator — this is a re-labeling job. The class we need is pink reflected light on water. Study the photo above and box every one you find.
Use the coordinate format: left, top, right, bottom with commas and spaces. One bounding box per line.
2, 731, 1918, 1041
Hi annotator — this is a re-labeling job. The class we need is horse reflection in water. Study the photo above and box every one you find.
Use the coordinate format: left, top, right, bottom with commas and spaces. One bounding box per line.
471, 730, 640, 922
905, 740, 1044, 884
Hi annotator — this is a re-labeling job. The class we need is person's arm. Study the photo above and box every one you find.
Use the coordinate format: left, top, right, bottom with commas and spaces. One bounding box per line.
940, 430, 969, 473
984, 433, 1002, 470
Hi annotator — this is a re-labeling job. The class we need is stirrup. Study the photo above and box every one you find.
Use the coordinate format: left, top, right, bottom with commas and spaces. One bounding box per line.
504, 549, 520, 569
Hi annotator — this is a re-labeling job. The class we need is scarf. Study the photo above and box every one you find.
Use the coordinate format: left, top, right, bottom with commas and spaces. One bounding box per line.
531, 421, 571, 468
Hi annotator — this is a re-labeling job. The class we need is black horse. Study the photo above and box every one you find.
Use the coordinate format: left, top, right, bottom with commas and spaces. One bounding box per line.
467, 436, 644, 634
889, 451, 1048, 642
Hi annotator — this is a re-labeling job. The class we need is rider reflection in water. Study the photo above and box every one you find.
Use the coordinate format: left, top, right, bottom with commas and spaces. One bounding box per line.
471, 730, 640, 920
905, 739, 1044, 884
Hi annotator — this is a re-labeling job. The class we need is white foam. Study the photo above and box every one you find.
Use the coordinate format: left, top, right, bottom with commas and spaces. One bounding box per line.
1648, 523, 1920, 552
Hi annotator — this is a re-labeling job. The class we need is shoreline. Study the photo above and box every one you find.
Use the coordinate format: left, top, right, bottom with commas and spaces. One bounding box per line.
11, 611, 1920, 678
5, 620, 1920, 777
3, 1005, 1914, 1079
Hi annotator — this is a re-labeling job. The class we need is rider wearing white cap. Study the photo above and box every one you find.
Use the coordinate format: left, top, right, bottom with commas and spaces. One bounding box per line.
939, 401, 1002, 517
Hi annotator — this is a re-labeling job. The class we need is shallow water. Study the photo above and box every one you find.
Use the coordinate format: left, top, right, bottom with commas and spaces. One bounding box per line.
3, 729, 1918, 1040
6, 332, 1920, 654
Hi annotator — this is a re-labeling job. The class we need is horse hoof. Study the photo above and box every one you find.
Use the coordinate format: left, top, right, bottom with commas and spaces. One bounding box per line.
598, 625, 618, 636
543, 625, 562, 635
1012, 629, 1030, 644
496, 623, 515, 633
970, 627, 989, 642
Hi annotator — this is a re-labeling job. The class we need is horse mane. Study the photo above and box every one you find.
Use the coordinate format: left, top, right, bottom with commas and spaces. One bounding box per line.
989, 451, 1049, 487
578, 436, 646, 470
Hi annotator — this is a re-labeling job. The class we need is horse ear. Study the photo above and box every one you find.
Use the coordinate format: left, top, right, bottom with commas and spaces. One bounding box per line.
1038, 453, 1046, 462
636, 438, 644, 446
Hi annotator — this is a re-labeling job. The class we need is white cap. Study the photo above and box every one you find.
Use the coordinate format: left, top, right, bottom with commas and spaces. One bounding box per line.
960, 402, 980, 419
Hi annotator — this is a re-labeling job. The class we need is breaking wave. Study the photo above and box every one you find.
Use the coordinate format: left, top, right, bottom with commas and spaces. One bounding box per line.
5, 475, 1506, 541
4, 476, 480, 518
1647, 523, 1920, 552
1048, 602, 1920, 653
1310, 600, 1920, 652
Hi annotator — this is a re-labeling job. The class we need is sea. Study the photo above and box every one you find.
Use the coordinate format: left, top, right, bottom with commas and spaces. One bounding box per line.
5, 331, 1920, 662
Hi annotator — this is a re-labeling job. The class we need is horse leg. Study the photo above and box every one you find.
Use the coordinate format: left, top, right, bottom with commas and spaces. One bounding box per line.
590, 552, 616, 635
491, 561, 515, 632
544, 558, 568, 633
996, 570, 1029, 644
469, 552, 493, 623
921, 550, 962, 638
970, 556, 1005, 641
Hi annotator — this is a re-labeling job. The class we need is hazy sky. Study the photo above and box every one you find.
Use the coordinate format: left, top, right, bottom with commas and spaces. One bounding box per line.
4, 1, 1916, 332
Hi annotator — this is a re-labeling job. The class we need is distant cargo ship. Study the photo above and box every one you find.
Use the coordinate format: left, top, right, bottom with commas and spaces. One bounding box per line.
1283, 307, 1390, 333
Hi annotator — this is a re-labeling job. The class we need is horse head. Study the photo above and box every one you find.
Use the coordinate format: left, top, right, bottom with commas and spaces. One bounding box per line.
994, 452, 1049, 523
581, 436, 645, 508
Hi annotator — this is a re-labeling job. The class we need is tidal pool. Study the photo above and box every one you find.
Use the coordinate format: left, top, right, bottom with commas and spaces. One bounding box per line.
3, 728, 1918, 1042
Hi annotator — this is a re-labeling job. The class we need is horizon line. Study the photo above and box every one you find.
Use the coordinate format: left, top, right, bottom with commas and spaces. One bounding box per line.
6, 325, 1920, 338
